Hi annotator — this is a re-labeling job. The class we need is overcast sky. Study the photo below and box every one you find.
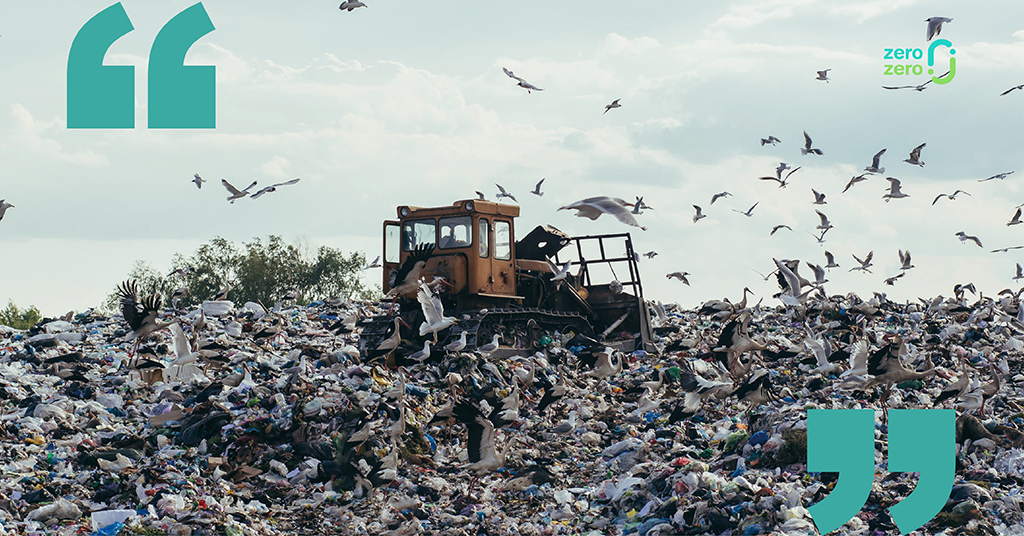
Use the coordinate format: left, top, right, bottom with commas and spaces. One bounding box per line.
0, 0, 1022, 316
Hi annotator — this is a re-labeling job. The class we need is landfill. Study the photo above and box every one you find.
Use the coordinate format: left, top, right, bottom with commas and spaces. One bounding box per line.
1, 288, 1023, 536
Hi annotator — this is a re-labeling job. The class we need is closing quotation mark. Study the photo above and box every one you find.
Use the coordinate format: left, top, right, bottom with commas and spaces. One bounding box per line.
67, 2, 216, 129
807, 409, 955, 535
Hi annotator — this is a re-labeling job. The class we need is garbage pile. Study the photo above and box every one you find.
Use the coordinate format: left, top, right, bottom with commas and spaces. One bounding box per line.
1, 289, 1023, 536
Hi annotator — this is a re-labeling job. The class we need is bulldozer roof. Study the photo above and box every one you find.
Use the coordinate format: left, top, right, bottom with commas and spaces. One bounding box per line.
396, 199, 520, 219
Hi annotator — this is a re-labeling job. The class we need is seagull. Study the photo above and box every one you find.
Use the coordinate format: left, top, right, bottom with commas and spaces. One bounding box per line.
546, 257, 573, 282
406, 340, 432, 363
850, 251, 874, 273
710, 192, 732, 205
925, 17, 952, 42
864, 149, 886, 174
587, 347, 623, 379
806, 262, 828, 287
732, 202, 758, 217
476, 334, 501, 356
475, 191, 486, 200
759, 169, 798, 189
882, 78, 935, 91
667, 272, 690, 285
692, 205, 706, 223
418, 280, 456, 342
550, 411, 577, 435
770, 225, 792, 236
444, 331, 468, 353
898, 250, 915, 271
1001, 84, 1024, 96
815, 210, 833, 231
502, 67, 543, 93
364, 255, 382, 270
811, 189, 826, 205
809, 228, 829, 244
558, 196, 646, 230
904, 143, 926, 166
1014, 263, 1024, 281
603, 98, 621, 114
495, 184, 517, 203
530, 178, 545, 196
979, 171, 1015, 182
992, 245, 1024, 253
643, 251, 658, 259
842, 174, 869, 193
192, 173, 205, 189
815, 69, 831, 83
339, 1, 366, 11
221, 179, 258, 203
631, 196, 653, 215
824, 251, 840, 270
884, 273, 904, 286
0, 199, 14, 221
760, 136, 781, 146
1008, 208, 1022, 226
932, 190, 970, 205
882, 177, 909, 202
250, 178, 300, 200
801, 131, 823, 155
955, 231, 983, 248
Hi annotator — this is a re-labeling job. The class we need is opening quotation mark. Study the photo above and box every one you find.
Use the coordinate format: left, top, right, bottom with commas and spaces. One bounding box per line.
67, 2, 215, 129
807, 408, 955, 535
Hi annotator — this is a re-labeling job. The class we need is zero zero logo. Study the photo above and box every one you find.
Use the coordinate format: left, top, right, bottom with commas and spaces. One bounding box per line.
67, 2, 216, 129
882, 40, 956, 85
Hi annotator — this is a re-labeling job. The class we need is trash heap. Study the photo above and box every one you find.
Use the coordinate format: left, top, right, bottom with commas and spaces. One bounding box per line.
1, 291, 1023, 536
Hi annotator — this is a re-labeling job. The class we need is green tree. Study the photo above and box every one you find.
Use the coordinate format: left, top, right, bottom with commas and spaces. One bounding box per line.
0, 300, 43, 330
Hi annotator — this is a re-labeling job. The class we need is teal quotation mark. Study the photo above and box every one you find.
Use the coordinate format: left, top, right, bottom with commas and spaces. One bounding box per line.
67, 2, 216, 129
807, 409, 955, 535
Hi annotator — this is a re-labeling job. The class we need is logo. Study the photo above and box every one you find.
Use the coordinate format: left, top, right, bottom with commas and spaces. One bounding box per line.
67, 2, 216, 129
807, 409, 955, 535
883, 39, 956, 85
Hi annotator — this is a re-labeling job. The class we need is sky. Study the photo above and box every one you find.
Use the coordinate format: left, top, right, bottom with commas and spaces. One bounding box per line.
0, 0, 1022, 316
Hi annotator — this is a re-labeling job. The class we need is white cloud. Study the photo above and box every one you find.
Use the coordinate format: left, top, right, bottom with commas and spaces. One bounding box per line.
828, 0, 924, 23
260, 155, 291, 179
3, 104, 108, 166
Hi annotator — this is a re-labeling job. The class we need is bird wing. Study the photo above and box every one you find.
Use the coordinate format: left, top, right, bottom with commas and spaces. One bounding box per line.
1010, 208, 1021, 223
898, 250, 906, 265
221, 179, 242, 195
502, 67, 523, 82
693, 205, 703, 216
417, 280, 443, 328
391, 242, 435, 290
749, 202, 758, 213
611, 98, 620, 105
589, 197, 645, 229
774, 258, 802, 297
815, 210, 828, 226
534, 178, 544, 191
887, 178, 902, 193
932, 194, 945, 205
872, 149, 885, 168
864, 251, 874, 264
807, 262, 825, 283
475, 191, 486, 200
250, 186, 273, 199
785, 167, 802, 179
803, 131, 812, 149
910, 143, 925, 159
271, 178, 301, 188
241, 181, 258, 193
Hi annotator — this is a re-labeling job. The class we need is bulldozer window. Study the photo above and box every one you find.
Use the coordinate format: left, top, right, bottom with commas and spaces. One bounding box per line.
402, 219, 436, 251
438, 216, 472, 249
384, 224, 400, 263
478, 219, 489, 258
495, 220, 511, 260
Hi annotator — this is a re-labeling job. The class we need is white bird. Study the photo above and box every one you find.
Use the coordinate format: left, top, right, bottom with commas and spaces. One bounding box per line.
558, 196, 647, 230
455, 402, 520, 479
0, 199, 13, 221
992, 245, 1024, 253
760, 136, 781, 146
904, 143, 926, 166
192, 173, 206, 189
884, 273, 904, 286
925, 17, 952, 41
806, 262, 828, 287
667, 272, 690, 285
955, 231, 983, 248
643, 251, 658, 259
932, 190, 970, 205
805, 326, 839, 375
1007, 208, 1022, 226
547, 257, 573, 282
801, 131, 823, 155
339, 1, 366, 12
774, 258, 805, 305
732, 202, 758, 217
550, 411, 577, 434
418, 280, 456, 342
502, 67, 543, 93
979, 171, 1014, 182
692, 205, 706, 223
838, 338, 870, 383
882, 177, 909, 202
811, 189, 827, 205
631, 196, 653, 215
864, 148, 886, 174
250, 178, 300, 200
587, 347, 623, 379
1014, 263, 1024, 281
221, 179, 258, 203
842, 173, 869, 193
530, 178, 545, 196
407, 340, 432, 362
824, 251, 840, 269
710, 192, 732, 205
815, 69, 831, 83
364, 255, 382, 270
495, 184, 517, 203
475, 191, 486, 200
898, 250, 914, 271
444, 331, 468, 353
603, 98, 622, 114
815, 210, 833, 231
850, 251, 874, 273
477, 334, 500, 355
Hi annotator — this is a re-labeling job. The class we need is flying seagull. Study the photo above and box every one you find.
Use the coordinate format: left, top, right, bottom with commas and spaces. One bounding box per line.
363, 255, 381, 270
815, 210, 833, 231
530, 178, 545, 196
1014, 263, 1023, 282
809, 229, 829, 244
643, 251, 658, 259
666, 272, 690, 285
1001, 84, 1024, 96
0, 199, 12, 221
631, 196, 653, 215
932, 190, 970, 205
732, 202, 759, 217
926, 17, 952, 42
250, 178, 300, 200
979, 171, 1015, 182
502, 67, 543, 93
811, 189, 826, 205
992, 245, 1024, 253
884, 273, 905, 286
692, 205, 706, 223
816, 69, 831, 83
1008, 208, 1022, 226
495, 184, 518, 203
770, 225, 792, 236
603, 99, 621, 114
558, 196, 646, 230
760, 136, 781, 146
475, 191, 486, 200
850, 251, 874, 273
904, 143, 926, 166
339, 1, 367, 11
882, 177, 909, 202
710, 192, 732, 205
842, 174, 869, 193
824, 251, 839, 270
955, 231, 983, 248
221, 179, 258, 203
193, 173, 206, 189
864, 149, 886, 174
881, 70, 948, 91
898, 250, 915, 271
801, 131, 823, 155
